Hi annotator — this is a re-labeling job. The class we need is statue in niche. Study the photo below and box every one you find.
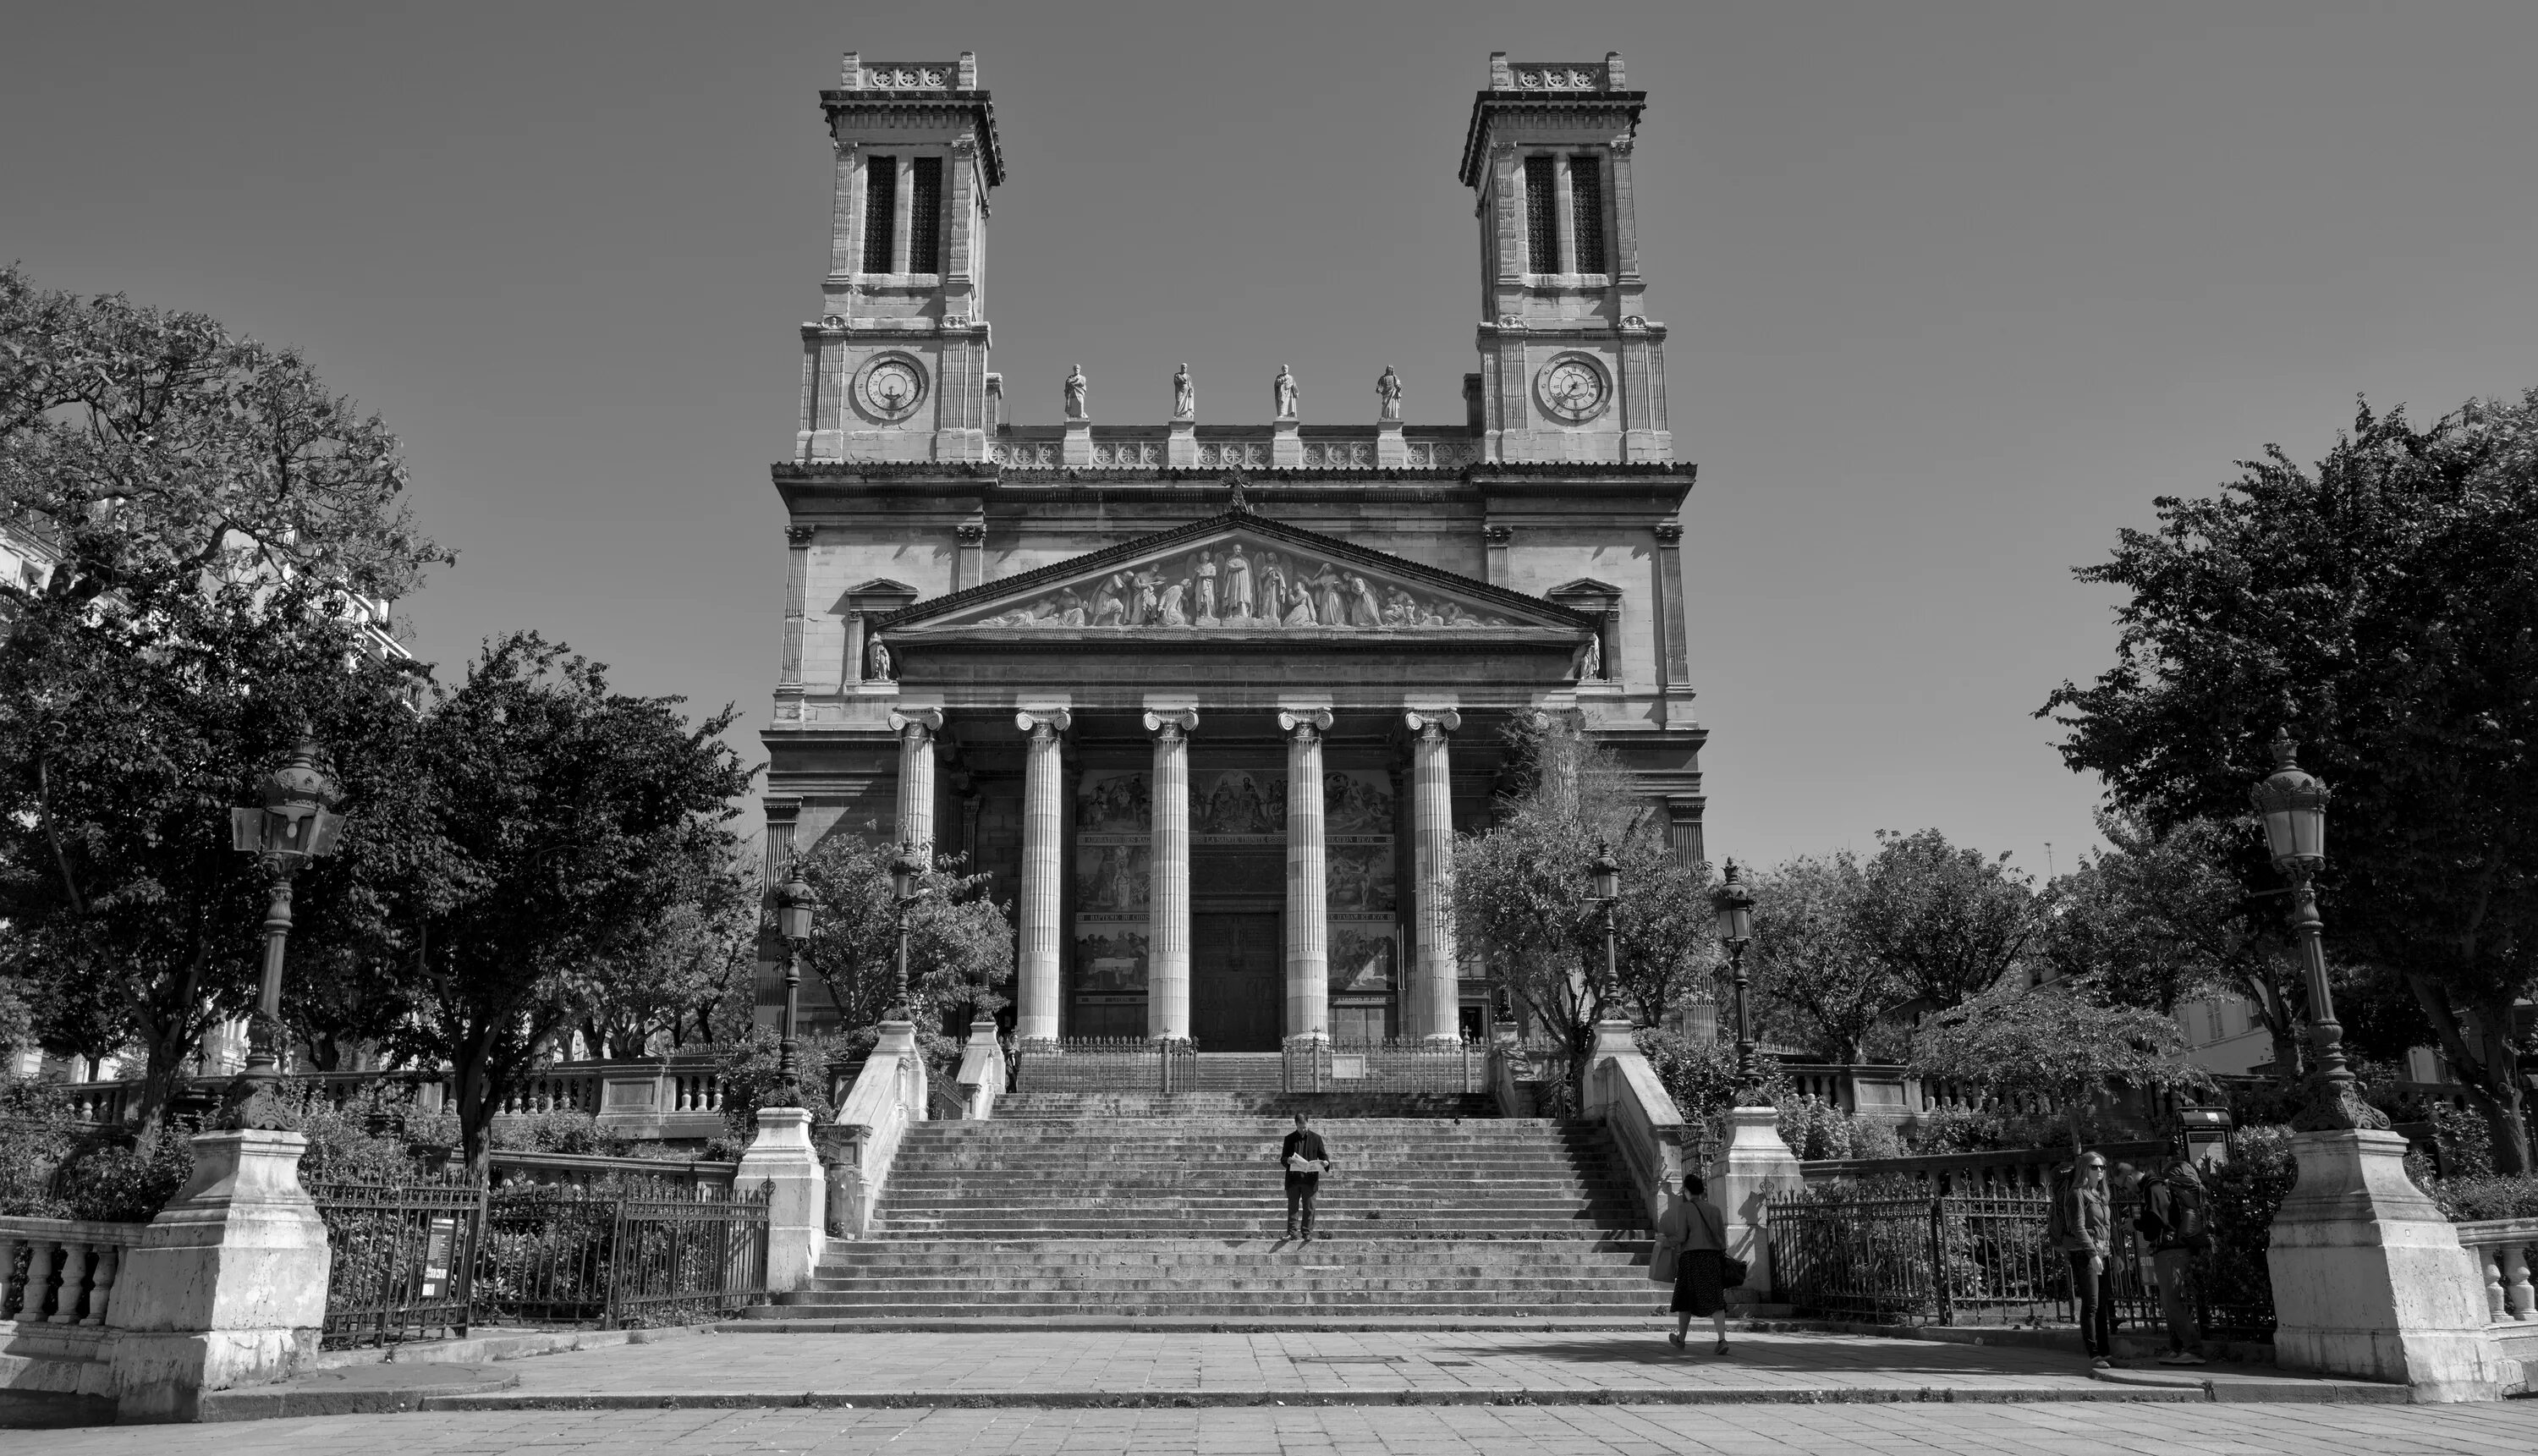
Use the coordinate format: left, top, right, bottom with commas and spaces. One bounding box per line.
1376, 365, 1403, 422
1063, 363, 1089, 421
1579, 635, 1602, 681
1222, 547, 1253, 624
1173, 363, 1195, 420
866, 637, 893, 681
1272, 365, 1299, 420
1194, 551, 1219, 624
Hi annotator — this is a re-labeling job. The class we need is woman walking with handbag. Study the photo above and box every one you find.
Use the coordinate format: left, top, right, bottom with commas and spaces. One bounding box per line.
1652, 1173, 1732, 1355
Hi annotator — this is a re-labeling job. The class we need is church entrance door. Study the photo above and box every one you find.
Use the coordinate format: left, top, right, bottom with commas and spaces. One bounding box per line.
1190, 912, 1280, 1052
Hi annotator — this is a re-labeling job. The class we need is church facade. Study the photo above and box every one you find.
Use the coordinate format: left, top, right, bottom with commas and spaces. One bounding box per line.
762, 50, 1706, 1049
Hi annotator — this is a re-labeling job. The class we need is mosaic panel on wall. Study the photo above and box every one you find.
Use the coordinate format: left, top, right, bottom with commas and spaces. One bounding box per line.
1074, 769, 1151, 1008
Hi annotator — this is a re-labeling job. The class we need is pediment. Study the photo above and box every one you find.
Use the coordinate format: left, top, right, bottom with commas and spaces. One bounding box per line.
876, 511, 1592, 640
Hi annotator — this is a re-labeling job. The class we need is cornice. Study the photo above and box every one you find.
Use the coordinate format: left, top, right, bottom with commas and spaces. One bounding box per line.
821, 89, 1005, 187
1459, 89, 1648, 187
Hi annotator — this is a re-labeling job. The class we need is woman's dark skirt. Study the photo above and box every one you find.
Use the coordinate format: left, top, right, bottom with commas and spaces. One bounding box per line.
1671, 1249, 1726, 1316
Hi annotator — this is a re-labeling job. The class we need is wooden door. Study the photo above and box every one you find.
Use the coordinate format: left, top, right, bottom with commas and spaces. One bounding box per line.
1190, 912, 1281, 1051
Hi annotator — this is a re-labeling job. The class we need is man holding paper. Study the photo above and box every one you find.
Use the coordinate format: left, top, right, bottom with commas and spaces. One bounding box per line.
1280, 1112, 1336, 1241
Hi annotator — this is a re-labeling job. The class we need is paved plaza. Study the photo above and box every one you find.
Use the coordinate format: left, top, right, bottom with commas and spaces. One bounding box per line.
22, 1398, 2538, 1456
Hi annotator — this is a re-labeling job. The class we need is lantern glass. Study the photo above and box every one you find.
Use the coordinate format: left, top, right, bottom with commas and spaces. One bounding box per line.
1590, 848, 1619, 902
891, 843, 920, 901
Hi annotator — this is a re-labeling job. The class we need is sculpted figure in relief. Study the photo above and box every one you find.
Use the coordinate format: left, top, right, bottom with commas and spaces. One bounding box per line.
1376, 366, 1403, 422
1173, 363, 1195, 420
1195, 551, 1218, 624
1272, 365, 1299, 420
1063, 364, 1089, 421
1222, 547, 1253, 624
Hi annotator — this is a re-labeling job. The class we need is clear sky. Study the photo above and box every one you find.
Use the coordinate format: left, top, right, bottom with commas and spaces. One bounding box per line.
6, 2, 2534, 877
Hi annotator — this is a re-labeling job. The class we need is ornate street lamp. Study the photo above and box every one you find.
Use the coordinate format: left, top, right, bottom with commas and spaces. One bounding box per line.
1586, 842, 1621, 1009
2250, 730, 2386, 1131
1711, 860, 1761, 1103
221, 740, 346, 1128
888, 839, 930, 1023
772, 868, 821, 1105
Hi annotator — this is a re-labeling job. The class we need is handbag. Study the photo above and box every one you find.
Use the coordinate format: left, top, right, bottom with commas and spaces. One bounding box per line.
1720, 1254, 1750, 1286
1647, 1233, 1681, 1284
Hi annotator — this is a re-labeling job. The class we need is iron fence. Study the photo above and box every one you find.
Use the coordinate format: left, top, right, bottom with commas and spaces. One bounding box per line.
1010, 1037, 1199, 1094
1767, 1190, 2276, 1335
1282, 1038, 1483, 1094
314, 1175, 770, 1348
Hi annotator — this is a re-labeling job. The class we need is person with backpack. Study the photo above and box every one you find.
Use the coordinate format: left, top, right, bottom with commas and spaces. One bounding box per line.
2046, 1152, 2115, 1368
2140, 1158, 2211, 1365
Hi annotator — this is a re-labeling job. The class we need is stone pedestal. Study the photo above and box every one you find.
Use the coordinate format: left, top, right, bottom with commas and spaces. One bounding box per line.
736, 1106, 827, 1295
107, 1129, 330, 1423
2267, 1129, 2508, 1401
1062, 420, 1093, 468
1271, 418, 1302, 469
1711, 1106, 1800, 1297
1376, 421, 1408, 468
1167, 417, 1197, 468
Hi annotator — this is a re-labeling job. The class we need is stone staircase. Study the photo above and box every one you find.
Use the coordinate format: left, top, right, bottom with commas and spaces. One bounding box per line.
741, 1092, 1666, 1324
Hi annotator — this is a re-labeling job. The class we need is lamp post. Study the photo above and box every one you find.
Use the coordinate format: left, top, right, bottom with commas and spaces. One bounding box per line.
1711, 860, 1761, 1104
2249, 730, 2387, 1132
221, 740, 346, 1129
773, 870, 821, 1106
888, 840, 929, 1024
1587, 842, 1620, 1011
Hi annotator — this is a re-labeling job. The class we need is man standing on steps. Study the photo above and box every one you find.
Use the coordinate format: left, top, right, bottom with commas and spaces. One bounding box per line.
1281, 1113, 1336, 1242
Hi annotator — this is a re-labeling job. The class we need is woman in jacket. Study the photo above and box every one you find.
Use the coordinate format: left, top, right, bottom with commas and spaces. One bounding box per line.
1656, 1173, 1732, 1354
2047, 1151, 2115, 1367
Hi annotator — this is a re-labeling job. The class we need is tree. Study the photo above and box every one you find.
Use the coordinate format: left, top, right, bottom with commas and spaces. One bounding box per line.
1744, 850, 1905, 1063
575, 853, 762, 1058
0, 577, 426, 1135
1851, 828, 2041, 1014
348, 634, 753, 1176
1452, 714, 1713, 1083
790, 837, 1014, 1036
2035, 812, 2308, 1078
1, 266, 443, 611
1910, 981, 2213, 1151
2041, 391, 2538, 1168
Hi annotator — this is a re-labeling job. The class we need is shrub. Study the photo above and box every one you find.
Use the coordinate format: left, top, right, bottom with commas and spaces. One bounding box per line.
714, 1026, 848, 1149
1902, 1106, 2012, 1156
0, 1082, 85, 1216
50, 1131, 195, 1222
2425, 1174, 2538, 1222
1634, 1028, 1795, 1130
492, 1107, 634, 1157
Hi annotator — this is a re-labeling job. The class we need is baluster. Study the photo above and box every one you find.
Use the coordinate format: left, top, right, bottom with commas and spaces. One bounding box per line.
82, 1244, 120, 1327
49, 1241, 91, 1324
0, 1234, 21, 1319
2506, 1243, 2535, 1321
24, 1239, 59, 1321
2481, 1244, 2508, 1321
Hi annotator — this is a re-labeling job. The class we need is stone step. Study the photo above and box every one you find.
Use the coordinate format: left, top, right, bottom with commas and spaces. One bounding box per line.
744, 1297, 1671, 1317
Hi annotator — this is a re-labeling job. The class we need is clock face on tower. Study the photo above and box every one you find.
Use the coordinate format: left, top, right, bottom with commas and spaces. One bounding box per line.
859, 356, 927, 420
1535, 355, 1610, 423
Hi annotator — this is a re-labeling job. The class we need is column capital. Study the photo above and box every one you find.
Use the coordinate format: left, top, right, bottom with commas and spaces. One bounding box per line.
1404, 708, 1463, 738
887, 706, 945, 739
1142, 707, 1200, 740
1276, 707, 1333, 739
1014, 708, 1073, 739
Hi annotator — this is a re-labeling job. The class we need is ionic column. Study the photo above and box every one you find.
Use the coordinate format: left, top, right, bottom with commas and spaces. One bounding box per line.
1014, 710, 1071, 1043
1405, 710, 1464, 1043
1279, 709, 1334, 1043
887, 708, 942, 857
1144, 709, 1199, 1043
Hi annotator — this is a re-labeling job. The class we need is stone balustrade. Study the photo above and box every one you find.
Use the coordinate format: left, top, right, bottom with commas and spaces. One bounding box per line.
0, 1216, 145, 1328
2460, 1216, 2538, 1392
988, 426, 1479, 473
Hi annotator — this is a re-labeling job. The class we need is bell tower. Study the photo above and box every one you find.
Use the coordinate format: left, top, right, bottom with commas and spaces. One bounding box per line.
1459, 52, 1670, 464
798, 51, 1004, 464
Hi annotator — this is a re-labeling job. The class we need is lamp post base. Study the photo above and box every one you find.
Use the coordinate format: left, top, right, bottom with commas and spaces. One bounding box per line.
2291, 1072, 2391, 1134
213, 1064, 291, 1133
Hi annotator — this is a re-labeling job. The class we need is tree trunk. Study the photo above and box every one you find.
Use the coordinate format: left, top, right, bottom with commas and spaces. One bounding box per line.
2408, 975, 2531, 1175
455, 1030, 498, 1182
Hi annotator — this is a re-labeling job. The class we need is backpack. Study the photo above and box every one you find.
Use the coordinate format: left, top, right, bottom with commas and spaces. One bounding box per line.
2164, 1180, 2211, 1252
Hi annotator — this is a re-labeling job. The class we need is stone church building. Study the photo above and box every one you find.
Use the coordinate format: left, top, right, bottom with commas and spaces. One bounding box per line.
762, 51, 1706, 1051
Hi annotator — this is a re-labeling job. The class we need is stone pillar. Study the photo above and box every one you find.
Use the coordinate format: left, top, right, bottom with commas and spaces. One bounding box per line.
1375, 421, 1408, 469
1404, 709, 1463, 1043
1014, 709, 1071, 1043
776, 524, 814, 721
107, 1129, 331, 1422
1712, 1104, 1803, 1300
887, 708, 942, 855
1482, 524, 1513, 586
1279, 709, 1334, 1043
1651, 520, 1693, 724
736, 1106, 825, 1295
2266, 1129, 2508, 1400
953, 517, 986, 591
1272, 420, 1303, 469
1143, 708, 1198, 1042
1062, 420, 1093, 468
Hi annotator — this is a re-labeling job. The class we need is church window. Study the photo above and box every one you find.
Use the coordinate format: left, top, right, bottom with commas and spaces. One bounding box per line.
862, 156, 898, 272
1524, 154, 1560, 272
1569, 156, 1606, 273
909, 157, 943, 273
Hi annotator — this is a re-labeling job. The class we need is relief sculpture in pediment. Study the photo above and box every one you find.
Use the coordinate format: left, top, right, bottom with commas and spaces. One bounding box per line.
980, 542, 1513, 631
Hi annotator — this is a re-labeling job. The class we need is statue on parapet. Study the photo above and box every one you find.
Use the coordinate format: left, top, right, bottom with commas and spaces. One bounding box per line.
1063, 363, 1089, 421
1173, 363, 1195, 420
1376, 365, 1403, 422
1224, 470, 1252, 514
1273, 365, 1299, 420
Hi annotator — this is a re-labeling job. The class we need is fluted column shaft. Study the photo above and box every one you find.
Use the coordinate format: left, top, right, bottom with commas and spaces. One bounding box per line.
1407, 710, 1463, 1043
888, 710, 941, 855
1015, 711, 1069, 1042
1280, 710, 1333, 1042
1145, 710, 1198, 1042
